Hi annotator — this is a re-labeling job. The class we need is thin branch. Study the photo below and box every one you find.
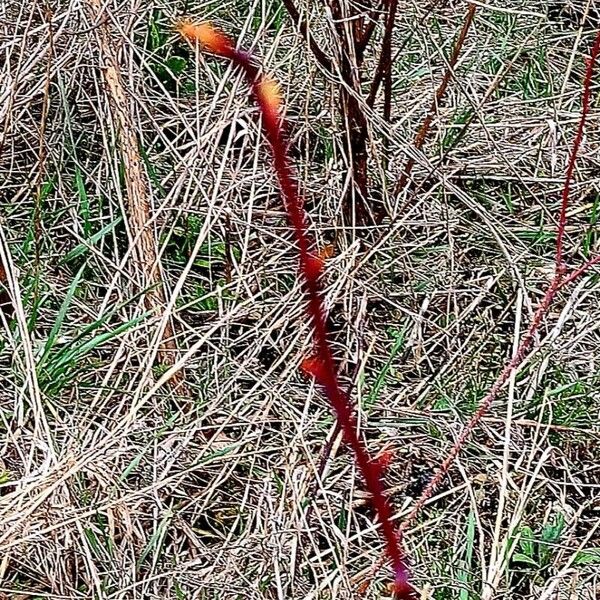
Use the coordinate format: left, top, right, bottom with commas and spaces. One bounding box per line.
555, 30, 600, 275
562, 251, 600, 287
32, 2, 54, 310
394, 2, 476, 196
280, 0, 334, 73
389, 0, 451, 65
408, 20, 600, 534
366, 0, 399, 108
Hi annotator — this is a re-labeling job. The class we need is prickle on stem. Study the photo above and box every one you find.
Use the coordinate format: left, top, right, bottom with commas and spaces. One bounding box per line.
300, 356, 328, 386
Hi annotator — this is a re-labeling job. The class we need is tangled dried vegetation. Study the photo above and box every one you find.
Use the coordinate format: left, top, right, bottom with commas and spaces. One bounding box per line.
0, 1, 599, 599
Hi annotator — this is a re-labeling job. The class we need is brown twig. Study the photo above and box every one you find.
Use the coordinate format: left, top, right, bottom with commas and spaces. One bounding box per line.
394, 3, 477, 197
367, 0, 399, 109
280, 0, 397, 224
279, 0, 333, 73
324, 0, 348, 45
224, 209, 233, 285
416, 31, 536, 188
0, 258, 13, 321
356, 2, 384, 56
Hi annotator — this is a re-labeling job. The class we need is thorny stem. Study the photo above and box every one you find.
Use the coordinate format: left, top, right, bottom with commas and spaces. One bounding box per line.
367, 25, 600, 594
178, 20, 415, 598
563, 252, 600, 286
555, 30, 600, 276
398, 278, 559, 531
404, 29, 600, 517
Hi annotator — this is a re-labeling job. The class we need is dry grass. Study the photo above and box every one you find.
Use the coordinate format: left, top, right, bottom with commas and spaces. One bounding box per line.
1, 1, 599, 599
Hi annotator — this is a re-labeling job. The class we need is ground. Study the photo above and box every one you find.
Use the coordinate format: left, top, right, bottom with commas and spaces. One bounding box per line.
0, 1, 599, 599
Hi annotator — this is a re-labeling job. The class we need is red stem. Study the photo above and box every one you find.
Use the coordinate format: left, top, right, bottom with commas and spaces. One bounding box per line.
365, 28, 600, 590
188, 32, 415, 598
248, 62, 414, 600
555, 31, 600, 276
400, 24, 600, 541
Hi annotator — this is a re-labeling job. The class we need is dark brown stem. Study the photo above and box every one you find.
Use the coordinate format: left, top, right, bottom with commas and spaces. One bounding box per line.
224, 210, 233, 285
0, 259, 13, 321
324, 0, 347, 42
341, 90, 373, 224
280, 0, 333, 73
335, 1, 376, 224
366, 0, 399, 108
399, 35, 536, 215
357, 1, 385, 56
283, 0, 396, 224
282, 0, 374, 223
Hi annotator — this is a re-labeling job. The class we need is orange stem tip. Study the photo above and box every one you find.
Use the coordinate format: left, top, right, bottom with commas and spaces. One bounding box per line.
176, 20, 234, 57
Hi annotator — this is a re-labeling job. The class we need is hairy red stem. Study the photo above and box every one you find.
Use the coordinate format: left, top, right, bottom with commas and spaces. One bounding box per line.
178, 20, 414, 597
366, 25, 600, 592
401, 30, 600, 519
555, 30, 600, 275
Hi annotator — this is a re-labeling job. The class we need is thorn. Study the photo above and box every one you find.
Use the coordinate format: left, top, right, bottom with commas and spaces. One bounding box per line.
356, 580, 370, 595
376, 446, 395, 473
300, 356, 328, 385
318, 244, 335, 260
305, 254, 324, 280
